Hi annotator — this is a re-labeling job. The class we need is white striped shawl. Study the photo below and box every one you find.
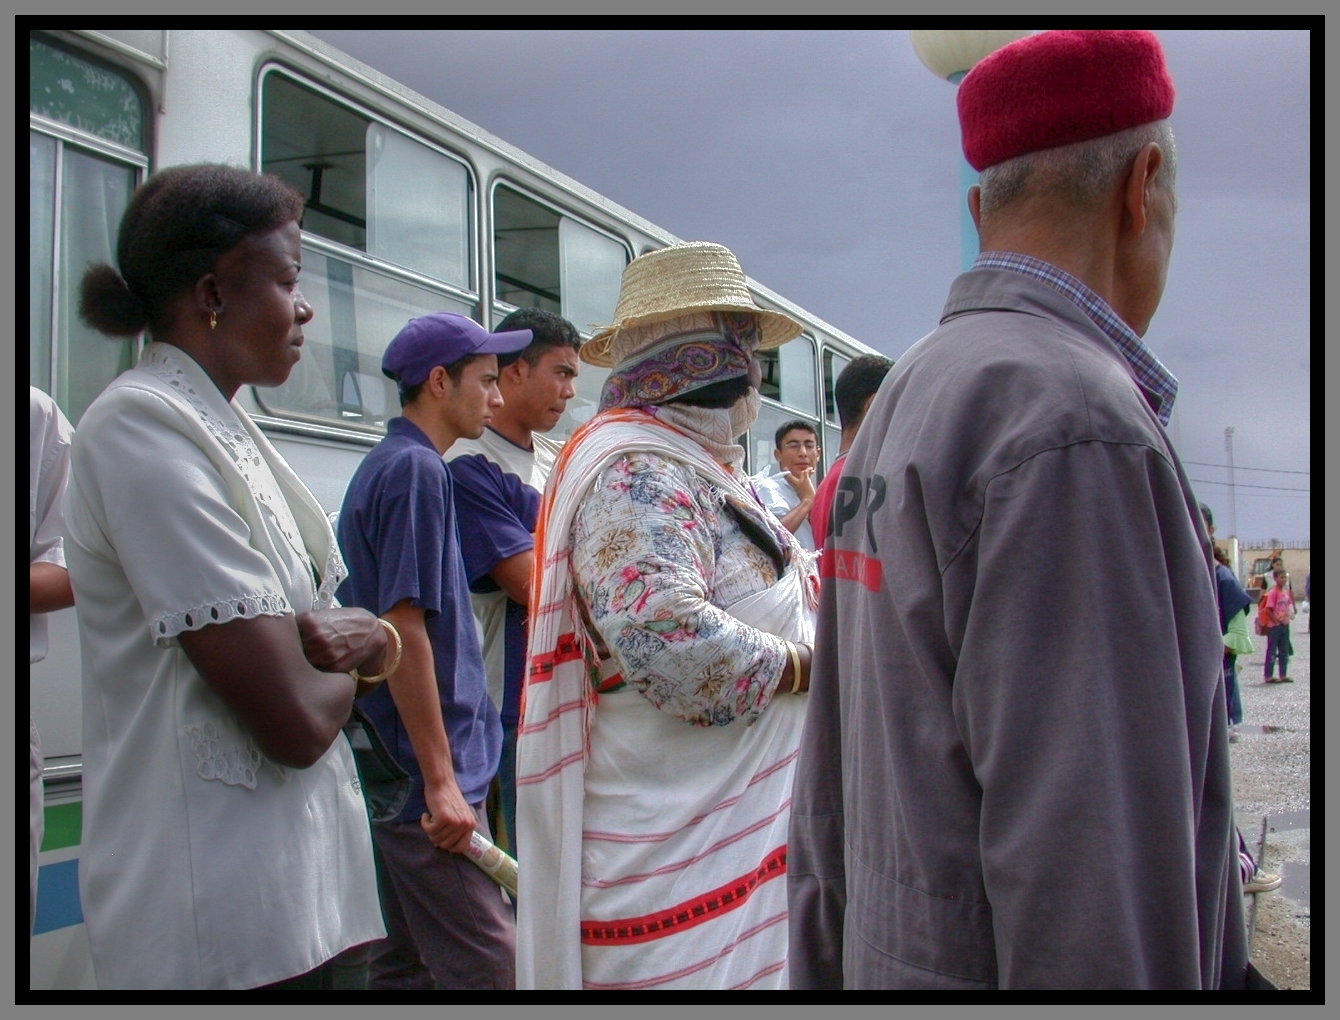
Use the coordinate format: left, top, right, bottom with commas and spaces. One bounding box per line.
515, 410, 816, 990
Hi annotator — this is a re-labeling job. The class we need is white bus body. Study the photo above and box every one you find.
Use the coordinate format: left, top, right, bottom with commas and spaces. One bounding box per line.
29, 28, 880, 990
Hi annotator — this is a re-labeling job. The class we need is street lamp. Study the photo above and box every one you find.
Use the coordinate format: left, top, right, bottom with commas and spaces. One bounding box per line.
1224, 426, 1242, 581
911, 30, 1034, 271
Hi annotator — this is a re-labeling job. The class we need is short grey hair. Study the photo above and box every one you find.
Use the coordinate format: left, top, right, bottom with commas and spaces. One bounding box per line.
978, 120, 1177, 220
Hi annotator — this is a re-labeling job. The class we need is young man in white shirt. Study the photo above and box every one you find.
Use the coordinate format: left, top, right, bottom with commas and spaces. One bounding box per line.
753, 419, 820, 551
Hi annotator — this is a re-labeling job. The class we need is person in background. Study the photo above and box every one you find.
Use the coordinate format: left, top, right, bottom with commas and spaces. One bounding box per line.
1262, 569, 1296, 683
1304, 572, 1311, 635
1214, 545, 1250, 735
1197, 503, 1248, 736
788, 31, 1249, 989
446, 307, 581, 860
337, 312, 530, 989
809, 355, 894, 553
67, 164, 388, 989
30, 386, 75, 935
754, 420, 821, 551
1195, 506, 1281, 896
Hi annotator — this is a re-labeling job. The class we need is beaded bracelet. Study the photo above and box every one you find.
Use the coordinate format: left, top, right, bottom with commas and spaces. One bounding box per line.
351, 618, 403, 685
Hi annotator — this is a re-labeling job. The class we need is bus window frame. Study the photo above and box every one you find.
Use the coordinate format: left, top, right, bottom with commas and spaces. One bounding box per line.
255, 63, 482, 298
252, 63, 484, 434
783, 331, 819, 419
30, 41, 151, 413
488, 175, 632, 333
30, 31, 157, 152
820, 343, 852, 429
246, 232, 481, 434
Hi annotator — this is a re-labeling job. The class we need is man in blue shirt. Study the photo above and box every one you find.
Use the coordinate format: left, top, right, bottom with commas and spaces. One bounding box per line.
338, 312, 532, 989
446, 308, 582, 858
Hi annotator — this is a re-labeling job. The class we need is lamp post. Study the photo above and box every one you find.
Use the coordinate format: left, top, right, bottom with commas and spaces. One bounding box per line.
911, 30, 1034, 271
1225, 426, 1243, 581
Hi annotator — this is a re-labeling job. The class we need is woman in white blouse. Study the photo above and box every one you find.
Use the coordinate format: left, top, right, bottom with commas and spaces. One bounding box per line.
66, 164, 390, 989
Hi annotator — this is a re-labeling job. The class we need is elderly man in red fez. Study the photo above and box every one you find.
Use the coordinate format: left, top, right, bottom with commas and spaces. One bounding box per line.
788, 31, 1249, 989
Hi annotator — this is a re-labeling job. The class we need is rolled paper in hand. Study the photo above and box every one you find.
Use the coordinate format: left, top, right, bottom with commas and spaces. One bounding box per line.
466, 830, 519, 898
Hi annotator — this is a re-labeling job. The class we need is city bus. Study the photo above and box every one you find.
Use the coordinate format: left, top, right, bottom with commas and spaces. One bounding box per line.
29, 28, 881, 989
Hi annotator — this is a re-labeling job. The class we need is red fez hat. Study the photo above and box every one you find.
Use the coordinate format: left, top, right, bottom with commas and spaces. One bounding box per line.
958, 30, 1175, 172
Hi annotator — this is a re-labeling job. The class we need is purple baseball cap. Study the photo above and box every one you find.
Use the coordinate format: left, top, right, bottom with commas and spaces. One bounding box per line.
382, 312, 533, 389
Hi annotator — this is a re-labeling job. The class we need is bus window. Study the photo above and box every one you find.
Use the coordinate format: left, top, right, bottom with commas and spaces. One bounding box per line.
366, 123, 471, 289
823, 349, 851, 426
30, 132, 56, 395
262, 72, 474, 293
756, 348, 782, 403
781, 334, 818, 418
258, 70, 477, 431
559, 216, 625, 337
252, 246, 473, 431
493, 184, 629, 438
494, 186, 560, 311
824, 425, 842, 471
262, 73, 368, 251
756, 334, 818, 419
30, 36, 146, 423
30, 35, 145, 150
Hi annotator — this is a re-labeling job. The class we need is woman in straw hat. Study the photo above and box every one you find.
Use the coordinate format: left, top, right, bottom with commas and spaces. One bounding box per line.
516, 242, 818, 990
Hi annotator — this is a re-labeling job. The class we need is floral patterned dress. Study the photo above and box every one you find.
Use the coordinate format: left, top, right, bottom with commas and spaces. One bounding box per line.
570, 450, 790, 727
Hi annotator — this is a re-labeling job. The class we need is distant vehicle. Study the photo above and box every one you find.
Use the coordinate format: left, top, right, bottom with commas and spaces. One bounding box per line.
29, 28, 881, 989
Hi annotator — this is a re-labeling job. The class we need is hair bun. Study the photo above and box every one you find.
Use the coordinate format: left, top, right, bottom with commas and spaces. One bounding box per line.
80, 263, 149, 337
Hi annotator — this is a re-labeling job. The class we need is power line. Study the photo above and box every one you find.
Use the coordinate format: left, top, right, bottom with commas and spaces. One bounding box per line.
1188, 477, 1310, 493
1217, 492, 1311, 499
1181, 460, 1309, 476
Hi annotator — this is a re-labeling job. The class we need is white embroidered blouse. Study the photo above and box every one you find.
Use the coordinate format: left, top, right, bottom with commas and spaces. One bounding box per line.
64, 343, 384, 989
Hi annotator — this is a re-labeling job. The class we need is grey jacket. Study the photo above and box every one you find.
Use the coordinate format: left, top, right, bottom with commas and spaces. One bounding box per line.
788, 268, 1248, 989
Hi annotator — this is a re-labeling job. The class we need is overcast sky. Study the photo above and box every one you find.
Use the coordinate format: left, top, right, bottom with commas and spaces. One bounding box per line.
311, 29, 1311, 544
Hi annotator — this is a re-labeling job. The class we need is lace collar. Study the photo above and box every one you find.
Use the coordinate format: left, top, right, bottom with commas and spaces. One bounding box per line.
136, 343, 343, 607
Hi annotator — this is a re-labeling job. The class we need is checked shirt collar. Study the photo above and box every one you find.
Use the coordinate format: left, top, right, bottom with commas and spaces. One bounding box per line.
974, 250, 1178, 426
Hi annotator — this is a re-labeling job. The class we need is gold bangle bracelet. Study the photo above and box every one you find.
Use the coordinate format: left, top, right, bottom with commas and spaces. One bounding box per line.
788, 641, 804, 695
351, 618, 403, 685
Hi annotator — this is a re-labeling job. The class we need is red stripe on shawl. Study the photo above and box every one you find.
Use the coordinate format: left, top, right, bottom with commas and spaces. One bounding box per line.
517, 695, 585, 736
728, 959, 787, 990
579, 846, 787, 947
526, 631, 584, 684
582, 799, 792, 889
583, 750, 799, 844
515, 749, 584, 787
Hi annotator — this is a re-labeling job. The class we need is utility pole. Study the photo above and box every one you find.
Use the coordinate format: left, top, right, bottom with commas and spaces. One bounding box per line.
1224, 426, 1238, 574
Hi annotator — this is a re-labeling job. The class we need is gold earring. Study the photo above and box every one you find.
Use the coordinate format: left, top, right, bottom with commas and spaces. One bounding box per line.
209, 310, 218, 331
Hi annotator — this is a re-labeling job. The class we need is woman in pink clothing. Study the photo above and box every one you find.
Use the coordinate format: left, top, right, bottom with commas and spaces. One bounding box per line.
1263, 569, 1296, 683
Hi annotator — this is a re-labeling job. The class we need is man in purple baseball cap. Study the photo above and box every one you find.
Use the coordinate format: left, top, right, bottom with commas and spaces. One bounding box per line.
336, 311, 532, 989
382, 312, 534, 396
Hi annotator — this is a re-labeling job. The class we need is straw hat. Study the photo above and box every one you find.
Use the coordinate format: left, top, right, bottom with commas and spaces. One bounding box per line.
581, 241, 803, 367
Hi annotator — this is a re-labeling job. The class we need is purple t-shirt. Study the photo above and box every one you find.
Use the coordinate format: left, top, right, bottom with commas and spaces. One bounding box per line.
446, 451, 539, 727
337, 417, 501, 816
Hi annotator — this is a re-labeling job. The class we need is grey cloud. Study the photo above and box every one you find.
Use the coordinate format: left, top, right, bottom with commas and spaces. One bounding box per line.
310, 29, 1310, 541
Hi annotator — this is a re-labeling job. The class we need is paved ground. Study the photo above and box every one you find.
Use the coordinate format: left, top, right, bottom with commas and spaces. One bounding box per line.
1228, 610, 1310, 990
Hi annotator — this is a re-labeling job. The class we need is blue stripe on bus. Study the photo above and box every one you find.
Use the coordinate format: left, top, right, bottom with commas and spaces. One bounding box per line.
33, 859, 83, 934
